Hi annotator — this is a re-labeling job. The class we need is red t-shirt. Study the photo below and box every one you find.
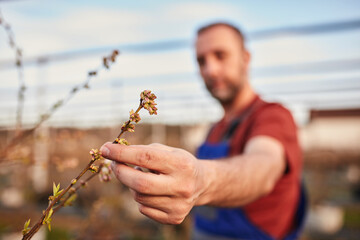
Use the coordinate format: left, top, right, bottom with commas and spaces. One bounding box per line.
207, 96, 302, 239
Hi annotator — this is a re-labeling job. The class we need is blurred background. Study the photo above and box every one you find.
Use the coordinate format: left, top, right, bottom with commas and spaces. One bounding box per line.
0, 0, 359, 239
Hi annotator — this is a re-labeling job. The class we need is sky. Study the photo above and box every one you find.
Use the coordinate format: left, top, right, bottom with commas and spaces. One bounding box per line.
1, 0, 360, 57
0, 0, 359, 127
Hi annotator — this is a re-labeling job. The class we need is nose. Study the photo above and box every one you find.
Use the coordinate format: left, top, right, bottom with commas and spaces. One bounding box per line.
202, 57, 221, 79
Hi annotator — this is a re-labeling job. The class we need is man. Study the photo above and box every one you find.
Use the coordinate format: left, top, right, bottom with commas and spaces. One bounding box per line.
100, 22, 306, 240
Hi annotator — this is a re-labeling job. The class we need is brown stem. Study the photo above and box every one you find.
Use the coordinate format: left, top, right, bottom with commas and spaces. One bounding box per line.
113, 103, 143, 143
22, 159, 98, 240
53, 166, 102, 214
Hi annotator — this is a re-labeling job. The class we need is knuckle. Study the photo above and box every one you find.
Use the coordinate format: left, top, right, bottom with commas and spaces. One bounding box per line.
168, 215, 184, 225
178, 155, 195, 172
136, 150, 153, 167
176, 181, 195, 199
150, 143, 162, 147
134, 192, 145, 203
133, 178, 151, 194
174, 203, 189, 216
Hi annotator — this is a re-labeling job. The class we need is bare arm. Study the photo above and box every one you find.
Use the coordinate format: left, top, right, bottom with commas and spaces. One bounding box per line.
196, 135, 286, 207
100, 135, 286, 224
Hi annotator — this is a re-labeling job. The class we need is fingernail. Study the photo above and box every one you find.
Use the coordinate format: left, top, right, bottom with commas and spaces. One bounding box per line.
100, 144, 110, 157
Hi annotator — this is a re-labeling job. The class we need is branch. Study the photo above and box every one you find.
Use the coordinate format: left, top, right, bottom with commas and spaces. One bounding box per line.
21, 90, 158, 240
53, 164, 104, 214
0, 9, 26, 133
0, 50, 120, 162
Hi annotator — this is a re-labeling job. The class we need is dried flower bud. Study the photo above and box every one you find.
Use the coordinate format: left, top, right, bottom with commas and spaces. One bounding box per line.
89, 165, 99, 173
110, 50, 120, 62
110, 54, 116, 62
129, 109, 141, 123
143, 102, 158, 115
140, 90, 158, 115
88, 71, 97, 76
140, 90, 149, 101
9, 38, 14, 47
71, 87, 79, 93
140, 90, 156, 101
100, 174, 111, 182
80, 180, 88, 188
17, 48, 22, 56
103, 57, 109, 69
89, 148, 102, 161
53, 100, 63, 109
99, 162, 112, 182
121, 123, 135, 133
40, 114, 50, 121
114, 138, 129, 145
69, 187, 76, 194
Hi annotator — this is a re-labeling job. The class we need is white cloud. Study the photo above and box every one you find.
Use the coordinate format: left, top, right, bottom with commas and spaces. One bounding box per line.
249, 36, 325, 66
164, 2, 239, 21
0, 7, 154, 58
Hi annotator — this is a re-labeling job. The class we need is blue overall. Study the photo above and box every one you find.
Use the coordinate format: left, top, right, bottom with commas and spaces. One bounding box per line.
192, 105, 307, 240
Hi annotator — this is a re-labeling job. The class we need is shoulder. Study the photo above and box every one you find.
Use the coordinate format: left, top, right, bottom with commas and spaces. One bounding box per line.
247, 99, 298, 141
254, 100, 295, 126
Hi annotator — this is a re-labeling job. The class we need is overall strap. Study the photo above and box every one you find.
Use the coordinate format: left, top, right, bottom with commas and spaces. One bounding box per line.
211, 98, 264, 142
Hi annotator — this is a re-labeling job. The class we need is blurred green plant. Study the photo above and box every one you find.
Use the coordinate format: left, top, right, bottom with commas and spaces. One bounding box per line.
46, 227, 72, 240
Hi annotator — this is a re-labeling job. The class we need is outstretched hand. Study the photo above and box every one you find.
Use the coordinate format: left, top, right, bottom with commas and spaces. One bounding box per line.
100, 142, 205, 224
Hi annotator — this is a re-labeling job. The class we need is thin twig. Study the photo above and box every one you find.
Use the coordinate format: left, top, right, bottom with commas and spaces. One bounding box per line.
113, 103, 143, 143
22, 157, 100, 240
53, 165, 103, 214
0, 9, 26, 133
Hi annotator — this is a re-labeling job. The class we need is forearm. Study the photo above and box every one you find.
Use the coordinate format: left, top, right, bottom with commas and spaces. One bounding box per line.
196, 153, 283, 207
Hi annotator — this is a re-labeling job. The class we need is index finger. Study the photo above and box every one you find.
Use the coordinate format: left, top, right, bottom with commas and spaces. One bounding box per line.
100, 142, 172, 173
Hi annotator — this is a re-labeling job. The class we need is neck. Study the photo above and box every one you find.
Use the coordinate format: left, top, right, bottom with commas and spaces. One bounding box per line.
222, 83, 256, 122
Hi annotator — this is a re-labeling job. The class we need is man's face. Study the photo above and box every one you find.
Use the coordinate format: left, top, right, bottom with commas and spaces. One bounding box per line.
196, 26, 250, 104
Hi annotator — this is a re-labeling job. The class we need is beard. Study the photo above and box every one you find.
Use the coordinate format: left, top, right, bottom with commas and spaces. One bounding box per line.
205, 78, 242, 105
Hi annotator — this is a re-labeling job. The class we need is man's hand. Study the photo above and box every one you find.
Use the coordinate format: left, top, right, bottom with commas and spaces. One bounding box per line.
100, 136, 285, 224
100, 143, 205, 225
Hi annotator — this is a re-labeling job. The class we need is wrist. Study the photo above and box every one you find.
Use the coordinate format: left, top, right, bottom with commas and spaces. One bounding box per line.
194, 160, 217, 206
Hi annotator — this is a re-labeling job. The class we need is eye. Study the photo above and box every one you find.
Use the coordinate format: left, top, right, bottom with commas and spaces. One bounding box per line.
215, 51, 226, 60
197, 56, 205, 67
